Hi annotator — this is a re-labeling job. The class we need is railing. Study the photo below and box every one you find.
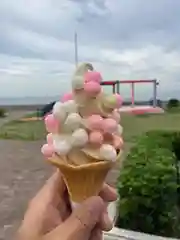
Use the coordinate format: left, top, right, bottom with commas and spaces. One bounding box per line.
105, 202, 179, 240
104, 227, 179, 240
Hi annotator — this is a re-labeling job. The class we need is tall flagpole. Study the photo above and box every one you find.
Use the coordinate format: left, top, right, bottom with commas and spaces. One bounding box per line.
74, 32, 78, 67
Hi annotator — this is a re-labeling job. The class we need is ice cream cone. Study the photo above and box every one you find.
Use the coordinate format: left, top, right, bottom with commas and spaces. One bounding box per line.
41, 62, 124, 207
48, 149, 121, 203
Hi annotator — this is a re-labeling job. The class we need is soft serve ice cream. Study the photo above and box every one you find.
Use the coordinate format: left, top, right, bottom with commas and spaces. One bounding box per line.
41, 63, 123, 204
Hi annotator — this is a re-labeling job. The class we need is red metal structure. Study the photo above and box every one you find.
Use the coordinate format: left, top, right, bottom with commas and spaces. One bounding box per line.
101, 79, 159, 107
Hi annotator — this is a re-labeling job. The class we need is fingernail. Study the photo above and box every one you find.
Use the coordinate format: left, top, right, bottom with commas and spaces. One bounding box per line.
110, 187, 118, 196
103, 212, 113, 231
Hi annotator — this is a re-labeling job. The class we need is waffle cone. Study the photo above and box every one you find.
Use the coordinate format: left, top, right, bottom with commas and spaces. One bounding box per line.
48, 150, 115, 203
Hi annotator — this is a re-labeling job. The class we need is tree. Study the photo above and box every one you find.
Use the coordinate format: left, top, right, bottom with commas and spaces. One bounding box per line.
167, 99, 179, 109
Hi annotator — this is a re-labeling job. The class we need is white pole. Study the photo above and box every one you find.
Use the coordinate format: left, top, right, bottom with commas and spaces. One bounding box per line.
153, 79, 157, 107
74, 32, 78, 67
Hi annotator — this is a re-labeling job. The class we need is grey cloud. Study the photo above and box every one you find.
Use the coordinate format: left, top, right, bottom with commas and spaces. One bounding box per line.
69, 0, 108, 14
0, 0, 180, 99
78, 0, 180, 51
0, 24, 75, 61
2, 0, 180, 57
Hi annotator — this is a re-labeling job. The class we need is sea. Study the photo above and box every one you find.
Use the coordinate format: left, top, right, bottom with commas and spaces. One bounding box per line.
0, 97, 60, 106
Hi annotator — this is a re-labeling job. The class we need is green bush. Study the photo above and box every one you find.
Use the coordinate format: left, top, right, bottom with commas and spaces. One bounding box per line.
116, 130, 180, 238
0, 108, 6, 118
167, 98, 179, 109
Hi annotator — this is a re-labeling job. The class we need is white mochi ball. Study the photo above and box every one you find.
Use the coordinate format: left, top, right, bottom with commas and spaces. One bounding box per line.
52, 134, 60, 142
71, 128, 89, 147
53, 101, 67, 122
53, 138, 71, 155
65, 113, 82, 131
63, 100, 78, 114
112, 111, 121, 123
53, 133, 70, 142
116, 125, 123, 136
72, 76, 84, 90
100, 144, 117, 162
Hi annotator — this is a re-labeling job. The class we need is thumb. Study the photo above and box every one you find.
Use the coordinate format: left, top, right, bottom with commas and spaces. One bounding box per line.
45, 196, 104, 240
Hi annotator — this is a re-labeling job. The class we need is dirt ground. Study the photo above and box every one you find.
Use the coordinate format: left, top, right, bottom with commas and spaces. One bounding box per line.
0, 138, 120, 240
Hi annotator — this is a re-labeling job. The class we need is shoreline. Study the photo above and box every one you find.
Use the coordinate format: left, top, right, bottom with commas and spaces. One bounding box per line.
0, 99, 166, 111
0, 104, 44, 111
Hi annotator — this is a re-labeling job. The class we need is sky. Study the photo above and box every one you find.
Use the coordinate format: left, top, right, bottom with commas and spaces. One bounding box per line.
1, 0, 180, 100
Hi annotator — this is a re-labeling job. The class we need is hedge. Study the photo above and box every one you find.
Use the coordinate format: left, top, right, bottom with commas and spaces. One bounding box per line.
167, 98, 179, 109
0, 108, 6, 118
116, 130, 180, 238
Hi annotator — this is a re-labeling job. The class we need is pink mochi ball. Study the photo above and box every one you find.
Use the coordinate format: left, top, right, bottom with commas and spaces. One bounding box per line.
84, 71, 102, 83
61, 92, 73, 102
84, 81, 101, 96
86, 115, 103, 130
41, 144, 54, 158
89, 131, 104, 145
114, 94, 123, 108
44, 114, 59, 133
102, 118, 117, 133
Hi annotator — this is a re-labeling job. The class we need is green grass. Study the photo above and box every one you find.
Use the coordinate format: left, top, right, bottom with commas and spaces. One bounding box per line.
0, 112, 180, 141
22, 111, 40, 118
0, 119, 46, 140
166, 106, 180, 113
121, 113, 180, 142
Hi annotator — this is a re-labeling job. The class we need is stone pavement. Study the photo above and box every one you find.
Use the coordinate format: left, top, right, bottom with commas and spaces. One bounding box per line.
0, 140, 52, 239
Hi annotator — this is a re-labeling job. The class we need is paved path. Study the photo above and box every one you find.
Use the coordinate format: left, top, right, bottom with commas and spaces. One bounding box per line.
0, 140, 52, 239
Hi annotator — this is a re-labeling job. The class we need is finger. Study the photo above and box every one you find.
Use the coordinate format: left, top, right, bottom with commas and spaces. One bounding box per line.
44, 171, 71, 221
41, 170, 65, 197
99, 203, 113, 232
100, 210, 113, 231
58, 188, 72, 221
46, 196, 104, 240
90, 226, 103, 240
33, 170, 66, 206
99, 184, 117, 202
